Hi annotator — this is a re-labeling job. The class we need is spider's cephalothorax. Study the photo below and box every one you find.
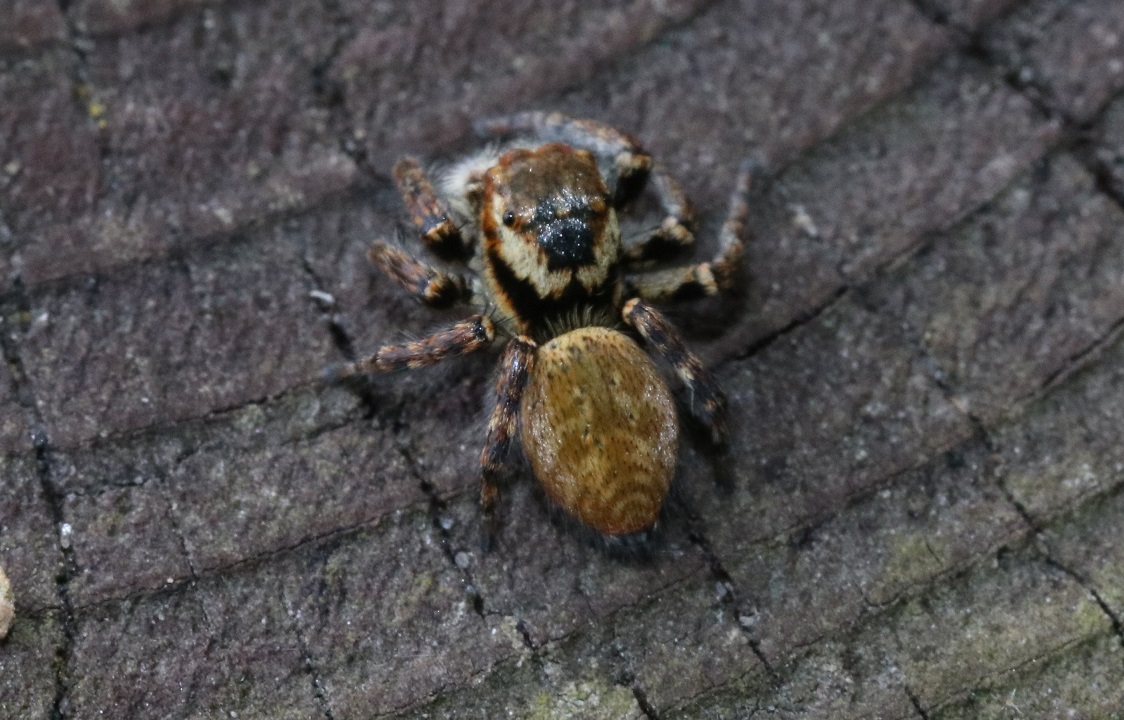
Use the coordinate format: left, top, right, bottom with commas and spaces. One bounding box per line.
480, 143, 622, 339
328, 112, 752, 543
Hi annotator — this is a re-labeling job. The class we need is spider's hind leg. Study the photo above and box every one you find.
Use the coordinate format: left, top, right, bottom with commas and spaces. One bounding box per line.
622, 298, 726, 448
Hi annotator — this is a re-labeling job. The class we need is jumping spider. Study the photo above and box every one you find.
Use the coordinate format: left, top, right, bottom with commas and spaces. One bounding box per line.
329, 112, 751, 543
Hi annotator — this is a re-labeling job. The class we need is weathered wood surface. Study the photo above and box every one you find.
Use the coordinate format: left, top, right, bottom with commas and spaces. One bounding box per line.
2, 0, 1124, 717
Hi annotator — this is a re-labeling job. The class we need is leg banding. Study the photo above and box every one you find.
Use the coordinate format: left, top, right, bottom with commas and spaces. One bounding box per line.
622, 167, 698, 266
711, 158, 754, 289
625, 159, 754, 301
623, 299, 727, 447
624, 263, 717, 303
479, 336, 537, 546
326, 314, 495, 381
368, 241, 469, 307
393, 157, 470, 260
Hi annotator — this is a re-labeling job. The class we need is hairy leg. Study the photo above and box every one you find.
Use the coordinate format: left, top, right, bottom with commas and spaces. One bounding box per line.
393, 157, 472, 261
479, 335, 537, 548
621, 166, 699, 265
323, 315, 494, 381
625, 159, 754, 302
622, 299, 726, 447
368, 240, 469, 307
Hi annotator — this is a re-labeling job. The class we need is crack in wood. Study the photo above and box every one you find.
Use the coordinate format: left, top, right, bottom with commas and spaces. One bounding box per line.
290, 608, 337, 720
633, 685, 661, 719
1033, 316, 1124, 398
6, 2, 1123, 715
1042, 556, 1124, 652
719, 285, 849, 369
1, 281, 77, 720
904, 683, 932, 720
681, 519, 782, 686
996, 473, 1124, 653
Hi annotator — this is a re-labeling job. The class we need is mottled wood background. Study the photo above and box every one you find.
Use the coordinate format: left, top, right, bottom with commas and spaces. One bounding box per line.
2, 0, 1124, 717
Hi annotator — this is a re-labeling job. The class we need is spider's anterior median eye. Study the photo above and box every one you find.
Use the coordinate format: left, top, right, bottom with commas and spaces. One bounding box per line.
502, 210, 517, 227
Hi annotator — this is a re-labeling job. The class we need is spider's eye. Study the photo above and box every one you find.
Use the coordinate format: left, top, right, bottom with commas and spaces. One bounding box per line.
502, 210, 516, 227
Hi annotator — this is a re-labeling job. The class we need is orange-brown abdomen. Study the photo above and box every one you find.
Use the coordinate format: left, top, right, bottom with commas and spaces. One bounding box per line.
520, 327, 678, 535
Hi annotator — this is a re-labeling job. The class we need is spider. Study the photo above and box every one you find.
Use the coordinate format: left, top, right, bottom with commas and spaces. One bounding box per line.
328, 112, 752, 544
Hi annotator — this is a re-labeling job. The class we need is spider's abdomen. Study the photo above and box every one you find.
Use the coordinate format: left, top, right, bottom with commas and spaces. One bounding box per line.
519, 327, 678, 535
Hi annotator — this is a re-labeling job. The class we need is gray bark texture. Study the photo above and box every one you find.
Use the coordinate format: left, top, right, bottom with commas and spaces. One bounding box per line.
2, 0, 1124, 718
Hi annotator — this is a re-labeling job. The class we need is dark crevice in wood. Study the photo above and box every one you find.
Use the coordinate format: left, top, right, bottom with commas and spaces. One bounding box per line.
904, 684, 932, 720
412, 452, 489, 621
292, 614, 336, 720
905, 0, 953, 30
908, 0, 1075, 137
1, 279, 76, 720
997, 474, 1124, 653
159, 488, 207, 623
718, 285, 848, 369
1042, 557, 1124, 653
1040, 317, 1124, 402
684, 525, 781, 686
310, 0, 367, 177
1005, 470, 1124, 654
56, 1, 108, 165
36, 449, 75, 720
299, 254, 384, 421
400, 438, 504, 652
632, 685, 661, 720
1069, 95, 1124, 216
1078, 148, 1124, 213
512, 619, 535, 652
964, 5, 1064, 126
8, 2, 1123, 714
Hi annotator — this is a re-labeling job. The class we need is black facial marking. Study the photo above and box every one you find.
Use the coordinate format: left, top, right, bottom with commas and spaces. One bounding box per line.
538, 217, 596, 269
488, 248, 616, 333
528, 198, 600, 270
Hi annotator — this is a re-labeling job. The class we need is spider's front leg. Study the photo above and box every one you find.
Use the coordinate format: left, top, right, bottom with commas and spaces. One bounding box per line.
624, 159, 754, 302
393, 157, 473, 261
621, 166, 698, 266
623, 299, 726, 448
479, 335, 537, 549
323, 315, 495, 381
367, 241, 469, 308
